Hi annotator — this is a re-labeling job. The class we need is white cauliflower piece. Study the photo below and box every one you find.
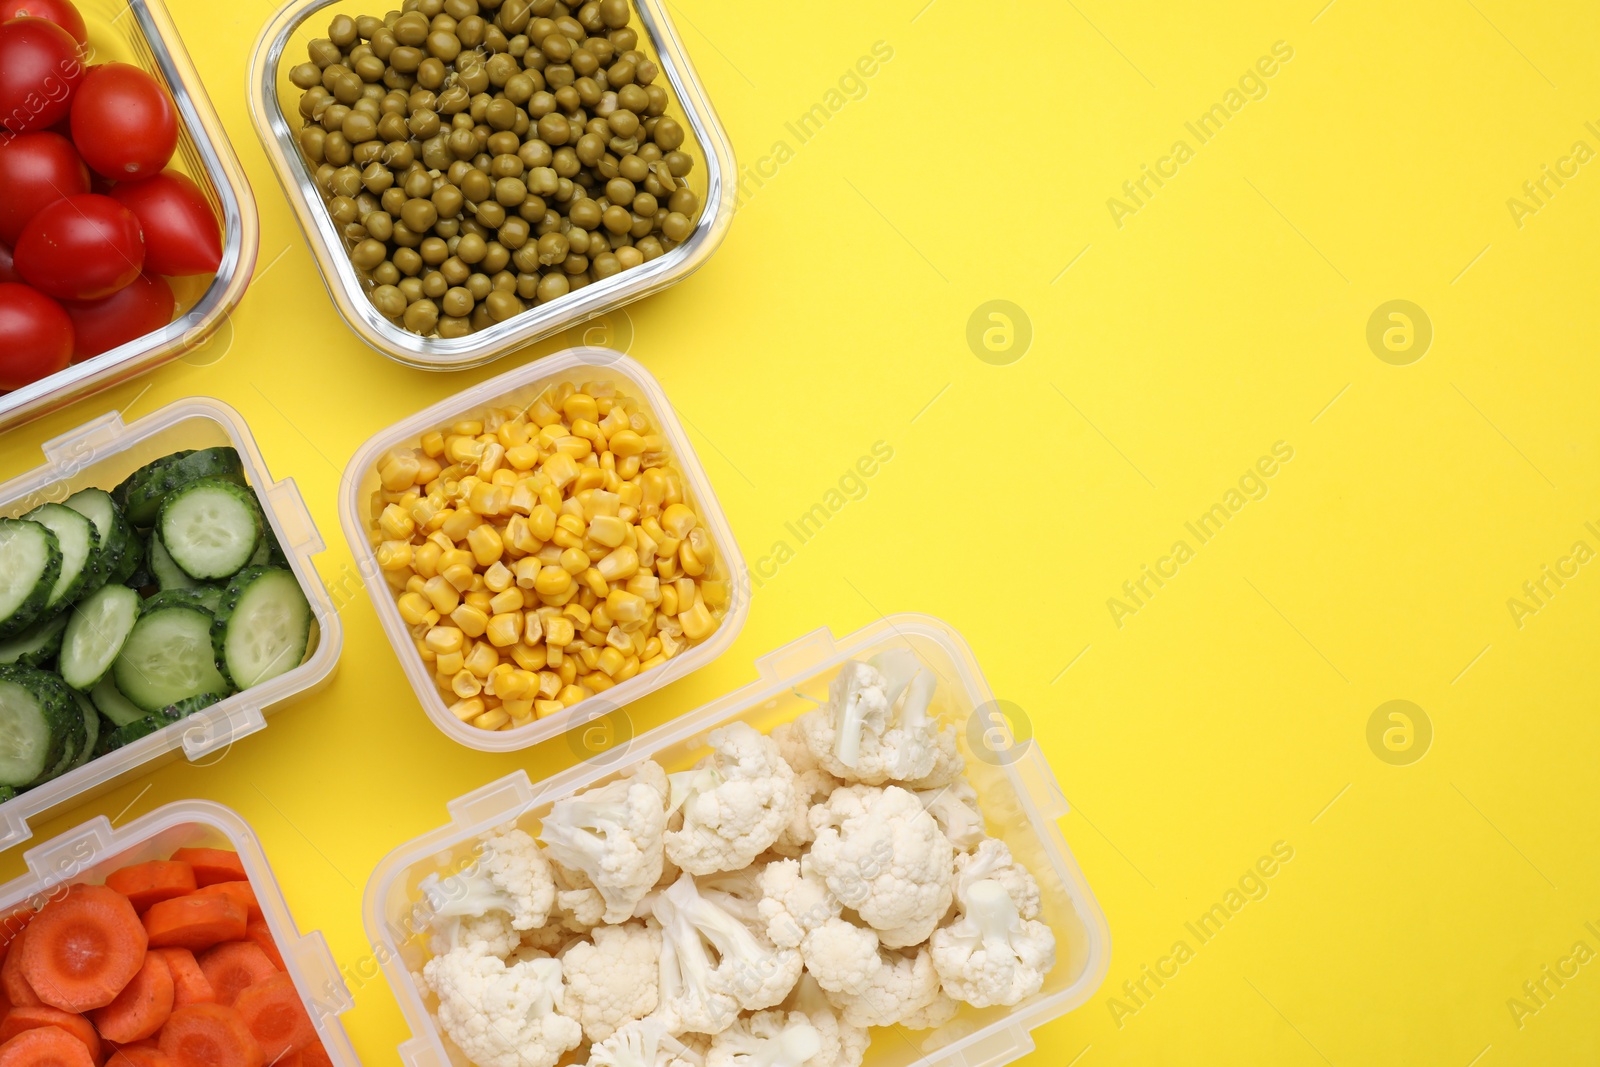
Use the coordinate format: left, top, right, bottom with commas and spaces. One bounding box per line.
898, 992, 959, 1031
666, 723, 797, 875
795, 651, 959, 787
756, 860, 879, 997
422, 943, 583, 1067
705, 1011, 821, 1067
562, 921, 662, 1042
822, 945, 944, 1030
588, 1018, 702, 1067
540, 761, 669, 924
771, 723, 844, 858
653, 873, 802, 1034
783, 977, 868, 1067
915, 779, 986, 851
419, 828, 556, 953
930, 879, 1055, 1008
799, 920, 880, 1000
806, 785, 953, 949
954, 838, 1043, 920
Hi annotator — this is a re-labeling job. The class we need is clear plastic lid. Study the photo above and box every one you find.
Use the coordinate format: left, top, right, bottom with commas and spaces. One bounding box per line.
247, 0, 736, 371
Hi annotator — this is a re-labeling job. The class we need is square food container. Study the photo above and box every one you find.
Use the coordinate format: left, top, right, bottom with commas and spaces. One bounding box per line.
0, 397, 342, 852
247, 0, 736, 371
362, 615, 1111, 1067
0, 799, 361, 1064
0, 0, 259, 435
340, 345, 747, 752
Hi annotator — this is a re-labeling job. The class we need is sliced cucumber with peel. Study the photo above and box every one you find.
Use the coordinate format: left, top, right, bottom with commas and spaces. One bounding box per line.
0, 519, 62, 640
23, 504, 101, 614
0, 613, 67, 669
63, 488, 130, 588
117, 448, 244, 527
91, 674, 147, 728
158, 479, 262, 581
0, 667, 83, 787
60, 585, 142, 691
212, 566, 312, 690
112, 605, 231, 712
68, 691, 99, 770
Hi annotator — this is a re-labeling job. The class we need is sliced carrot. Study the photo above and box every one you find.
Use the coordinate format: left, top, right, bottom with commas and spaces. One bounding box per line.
106, 863, 198, 913
158, 1004, 263, 1067
196, 944, 277, 1008
231, 974, 313, 1061
90, 949, 174, 1043
166, 852, 246, 889
20, 884, 148, 1012
0, 1004, 102, 1060
0, 1025, 96, 1067
0, 927, 40, 1009
154, 949, 214, 1008
143, 896, 247, 952
241, 922, 281, 971
107, 1044, 176, 1067
0, 911, 32, 957
189, 884, 260, 925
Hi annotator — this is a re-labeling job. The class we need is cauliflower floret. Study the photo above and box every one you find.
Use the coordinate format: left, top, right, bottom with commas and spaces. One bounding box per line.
705, 1011, 821, 1067
588, 1018, 702, 1067
954, 838, 1043, 920
653, 873, 802, 1034
822, 945, 944, 1030
666, 723, 797, 875
783, 976, 868, 1067
756, 860, 880, 998
771, 723, 845, 858
930, 879, 1055, 1008
562, 921, 662, 1042
898, 992, 959, 1031
795, 651, 960, 787
915, 779, 986, 851
419, 828, 557, 954
422, 943, 583, 1067
540, 761, 670, 924
806, 785, 953, 949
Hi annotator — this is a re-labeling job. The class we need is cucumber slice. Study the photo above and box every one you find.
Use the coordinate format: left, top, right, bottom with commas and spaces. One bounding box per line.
144, 587, 225, 616
148, 532, 197, 592
64, 488, 131, 588
120, 448, 245, 527
112, 605, 231, 712
0, 667, 81, 787
60, 585, 142, 691
158, 479, 262, 581
113, 450, 193, 515
0, 613, 67, 668
0, 519, 62, 640
68, 691, 100, 770
91, 674, 147, 728
23, 504, 101, 613
111, 533, 150, 588
212, 566, 312, 691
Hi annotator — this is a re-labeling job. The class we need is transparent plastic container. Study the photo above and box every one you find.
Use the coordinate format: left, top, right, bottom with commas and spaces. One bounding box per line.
339, 345, 747, 752
0, 0, 260, 435
363, 615, 1111, 1067
247, 0, 735, 371
0, 800, 361, 1065
0, 398, 342, 851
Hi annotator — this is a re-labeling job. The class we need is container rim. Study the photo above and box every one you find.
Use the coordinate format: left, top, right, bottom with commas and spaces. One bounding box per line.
246, 0, 736, 371
339, 345, 749, 752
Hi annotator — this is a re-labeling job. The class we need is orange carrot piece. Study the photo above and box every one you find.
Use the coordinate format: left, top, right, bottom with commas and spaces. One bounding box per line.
154, 949, 214, 1008
143, 896, 247, 952
189, 884, 260, 925
166, 852, 246, 889
90, 949, 174, 1043
0, 1004, 102, 1059
106, 863, 198, 913
107, 1046, 175, 1067
196, 944, 277, 1008
158, 1003, 264, 1067
0, 911, 31, 957
241, 922, 281, 970
20, 885, 148, 1012
231, 974, 314, 1061
0, 928, 40, 1009
0, 1025, 96, 1067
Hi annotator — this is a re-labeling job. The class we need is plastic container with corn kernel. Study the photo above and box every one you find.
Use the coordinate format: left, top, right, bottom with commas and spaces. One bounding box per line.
339, 345, 747, 753
363, 615, 1110, 1067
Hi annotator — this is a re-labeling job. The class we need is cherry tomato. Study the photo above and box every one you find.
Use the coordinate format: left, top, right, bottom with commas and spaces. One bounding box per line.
108, 171, 220, 276
0, 282, 72, 388
0, 0, 86, 44
0, 243, 17, 284
0, 130, 89, 244
69, 63, 176, 180
64, 272, 172, 360
14, 193, 144, 301
0, 18, 83, 133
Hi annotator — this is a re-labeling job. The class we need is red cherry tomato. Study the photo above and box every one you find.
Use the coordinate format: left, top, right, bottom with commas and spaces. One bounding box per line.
64, 271, 172, 360
108, 171, 220, 276
69, 62, 177, 180
0, 131, 90, 244
0, 0, 86, 44
0, 282, 72, 388
0, 18, 83, 133
14, 193, 144, 301
0, 243, 17, 284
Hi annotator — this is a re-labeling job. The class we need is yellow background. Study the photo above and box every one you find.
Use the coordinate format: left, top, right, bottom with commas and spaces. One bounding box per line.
5, 0, 1600, 1063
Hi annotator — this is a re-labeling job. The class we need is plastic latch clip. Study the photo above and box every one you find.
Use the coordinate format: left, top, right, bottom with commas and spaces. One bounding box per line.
24, 816, 113, 886
754, 627, 837, 685
447, 771, 535, 830
182, 702, 267, 760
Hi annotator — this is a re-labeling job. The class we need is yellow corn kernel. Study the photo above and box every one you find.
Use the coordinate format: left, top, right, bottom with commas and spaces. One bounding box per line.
615, 655, 641, 681
528, 504, 558, 542
452, 670, 483, 698
656, 554, 678, 581
434, 646, 464, 674
483, 561, 513, 593
377, 540, 414, 571
563, 602, 592, 630
606, 589, 646, 625
555, 436, 592, 462
487, 612, 523, 647
542, 452, 579, 488
441, 562, 475, 592
504, 699, 536, 726
513, 557, 542, 589
621, 574, 657, 604
469, 482, 510, 518
534, 699, 565, 718
464, 642, 499, 678
614, 455, 639, 480
478, 442, 506, 476
425, 626, 464, 655
498, 669, 536, 699
573, 467, 603, 492
421, 431, 446, 458
640, 653, 668, 670
464, 588, 492, 612
557, 547, 588, 576
687, 527, 715, 566
467, 525, 505, 568
701, 578, 731, 610
497, 418, 530, 448
397, 592, 431, 625
596, 646, 627, 677
595, 545, 638, 582
586, 514, 627, 548
582, 627, 608, 647
579, 645, 602, 670
643, 636, 661, 659
679, 599, 717, 641
534, 565, 573, 597
446, 436, 484, 466
416, 454, 442, 482
580, 567, 609, 598
659, 586, 679, 616
607, 428, 646, 458
405, 574, 428, 596
506, 443, 540, 471
510, 642, 547, 673
485, 662, 514, 694
545, 615, 576, 646
536, 670, 562, 699
441, 509, 481, 543
586, 672, 616, 693
422, 576, 460, 614
379, 452, 421, 491
522, 610, 544, 646
557, 684, 587, 707
604, 625, 632, 652
678, 539, 705, 577
450, 604, 489, 638
487, 586, 524, 615
663, 471, 684, 505
562, 392, 599, 424
449, 697, 485, 721
379, 504, 415, 541
501, 516, 536, 556
473, 707, 511, 730
450, 419, 484, 436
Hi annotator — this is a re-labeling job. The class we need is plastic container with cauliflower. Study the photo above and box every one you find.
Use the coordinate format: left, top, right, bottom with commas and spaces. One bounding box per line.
363, 615, 1110, 1067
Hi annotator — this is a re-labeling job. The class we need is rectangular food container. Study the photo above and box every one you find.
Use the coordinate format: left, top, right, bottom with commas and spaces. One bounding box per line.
363, 615, 1111, 1067
248, 0, 735, 371
0, 0, 259, 435
340, 345, 747, 752
0, 799, 361, 1064
0, 397, 342, 852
